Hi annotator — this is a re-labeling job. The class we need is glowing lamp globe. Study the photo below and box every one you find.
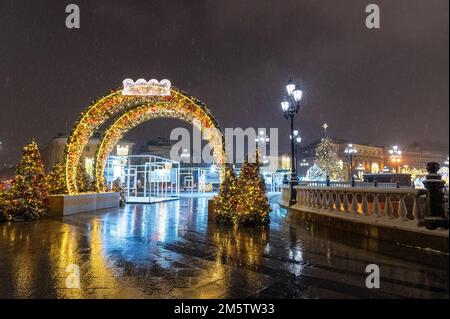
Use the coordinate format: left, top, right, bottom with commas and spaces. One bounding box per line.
281, 100, 289, 112
293, 89, 303, 102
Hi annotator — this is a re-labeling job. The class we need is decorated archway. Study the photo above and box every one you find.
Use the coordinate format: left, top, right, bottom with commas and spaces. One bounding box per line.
64, 80, 225, 194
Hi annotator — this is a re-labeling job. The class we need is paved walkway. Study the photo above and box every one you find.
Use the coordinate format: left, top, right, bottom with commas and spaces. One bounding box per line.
0, 197, 448, 298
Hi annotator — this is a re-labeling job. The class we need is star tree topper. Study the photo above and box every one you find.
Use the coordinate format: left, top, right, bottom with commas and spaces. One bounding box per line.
322, 123, 328, 135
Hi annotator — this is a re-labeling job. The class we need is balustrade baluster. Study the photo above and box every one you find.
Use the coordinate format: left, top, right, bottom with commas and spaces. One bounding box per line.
328, 192, 334, 210
412, 195, 422, 221
302, 190, 306, 206
343, 193, 350, 212
315, 191, 320, 208
398, 195, 408, 221
385, 194, 394, 218
296, 189, 302, 206
321, 191, 327, 208
352, 193, 359, 214
362, 193, 369, 215
335, 193, 342, 212
373, 194, 381, 217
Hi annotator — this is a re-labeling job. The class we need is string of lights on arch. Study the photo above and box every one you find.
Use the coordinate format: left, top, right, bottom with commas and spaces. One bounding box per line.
64, 85, 225, 194
94, 100, 225, 192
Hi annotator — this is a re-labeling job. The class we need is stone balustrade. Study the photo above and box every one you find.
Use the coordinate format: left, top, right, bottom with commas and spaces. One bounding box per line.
293, 185, 424, 222
279, 184, 448, 252
297, 180, 401, 189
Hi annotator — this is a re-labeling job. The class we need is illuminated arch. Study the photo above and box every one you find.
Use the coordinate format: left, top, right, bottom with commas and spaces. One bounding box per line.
95, 102, 224, 191
64, 87, 224, 194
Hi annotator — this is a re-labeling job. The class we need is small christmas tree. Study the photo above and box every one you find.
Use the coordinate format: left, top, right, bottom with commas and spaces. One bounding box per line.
46, 161, 68, 194
10, 140, 48, 220
214, 164, 238, 224
0, 190, 12, 221
76, 161, 94, 192
306, 163, 327, 181
235, 153, 270, 226
315, 124, 343, 181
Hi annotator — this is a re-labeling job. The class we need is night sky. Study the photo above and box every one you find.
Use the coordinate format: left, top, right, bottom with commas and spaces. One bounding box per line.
0, 0, 448, 164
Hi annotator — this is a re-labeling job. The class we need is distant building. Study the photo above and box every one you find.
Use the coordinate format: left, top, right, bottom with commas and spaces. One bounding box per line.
298, 138, 448, 180
140, 137, 176, 159
40, 132, 134, 176
400, 143, 447, 169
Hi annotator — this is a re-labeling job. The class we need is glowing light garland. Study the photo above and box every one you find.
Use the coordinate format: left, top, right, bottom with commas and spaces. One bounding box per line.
64, 86, 224, 194
94, 97, 224, 191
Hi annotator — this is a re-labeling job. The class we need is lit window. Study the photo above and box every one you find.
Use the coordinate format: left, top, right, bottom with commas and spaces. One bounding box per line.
117, 145, 129, 156
371, 162, 380, 174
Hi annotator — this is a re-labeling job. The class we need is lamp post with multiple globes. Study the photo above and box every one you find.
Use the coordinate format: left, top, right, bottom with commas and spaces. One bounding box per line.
281, 79, 303, 205
389, 145, 402, 173
344, 144, 357, 182
281, 79, 303, 184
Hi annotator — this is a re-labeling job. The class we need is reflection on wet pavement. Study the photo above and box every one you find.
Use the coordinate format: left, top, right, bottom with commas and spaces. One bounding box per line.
0, 197, 448, 298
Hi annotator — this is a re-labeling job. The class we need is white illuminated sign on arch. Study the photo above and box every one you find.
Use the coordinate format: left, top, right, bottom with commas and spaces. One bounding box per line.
122, 78, 171, 96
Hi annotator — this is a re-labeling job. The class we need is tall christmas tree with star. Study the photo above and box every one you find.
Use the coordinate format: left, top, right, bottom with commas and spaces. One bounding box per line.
314, 123, 343, 181
9, 140, 49, 220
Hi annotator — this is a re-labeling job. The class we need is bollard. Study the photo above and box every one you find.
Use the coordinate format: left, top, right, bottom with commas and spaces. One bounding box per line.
421, 162, 449, 230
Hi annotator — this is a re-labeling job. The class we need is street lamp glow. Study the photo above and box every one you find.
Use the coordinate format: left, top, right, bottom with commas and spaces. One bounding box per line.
296, 137, 302, 144
293, 89, 303, 102
300, 159, 309, 167
286, 81, 296, 95
280, 78, 304, 196
389, 145, 402, 173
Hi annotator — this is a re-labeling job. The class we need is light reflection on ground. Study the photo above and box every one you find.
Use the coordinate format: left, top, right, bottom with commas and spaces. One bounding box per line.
0, 197, 448, 298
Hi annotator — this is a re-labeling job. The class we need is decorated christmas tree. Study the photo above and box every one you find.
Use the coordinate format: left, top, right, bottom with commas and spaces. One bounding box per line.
214, 163, 238, 224
306, 163, 327, 181
9, 140, 48, 220
235, 153, 271, 226
46, 161, 68, 194
0, 190, 12, 221
76, 161, 95, 192
315, 124, 343, 181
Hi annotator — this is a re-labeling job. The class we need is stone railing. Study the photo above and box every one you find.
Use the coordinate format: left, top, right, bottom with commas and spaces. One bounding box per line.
292, 185, 425, 221
297, 180, 401, 189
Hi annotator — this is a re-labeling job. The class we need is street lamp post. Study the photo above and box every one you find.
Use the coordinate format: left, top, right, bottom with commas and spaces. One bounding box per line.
389, 145, 402, 173
281, 79, 303, 205
344, 144, 357, 183
291, 129, 301, 174
295, 136, 302, 173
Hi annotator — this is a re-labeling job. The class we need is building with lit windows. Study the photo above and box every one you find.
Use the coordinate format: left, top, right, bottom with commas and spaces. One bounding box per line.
40, 132, 135, 176
298, 139, 447, 180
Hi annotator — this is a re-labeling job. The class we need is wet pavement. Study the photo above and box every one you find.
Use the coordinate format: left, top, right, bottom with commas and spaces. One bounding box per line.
0, 196, 448, 299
